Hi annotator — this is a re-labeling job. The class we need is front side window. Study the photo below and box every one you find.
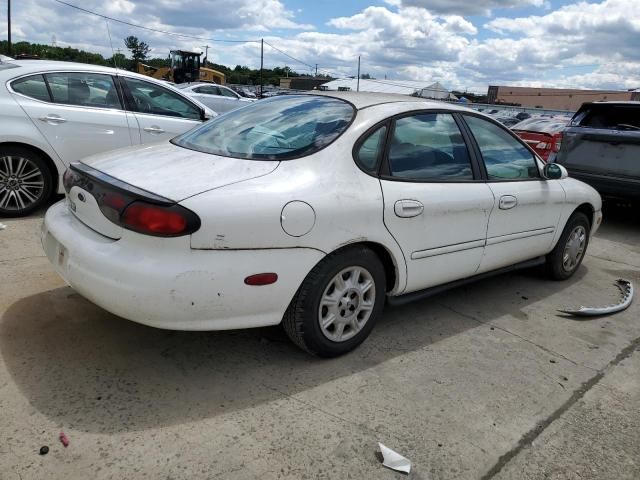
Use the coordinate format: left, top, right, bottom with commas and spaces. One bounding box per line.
387, 113, 473, 180
123, 77, 201, 120
220, 87, 238, 99
356, 125, 387, 172
11, 74, 50, 102
465, 115, 539, 180
45, 72, 121, 109
173, 95, 354, 160
193, 85, 220, 95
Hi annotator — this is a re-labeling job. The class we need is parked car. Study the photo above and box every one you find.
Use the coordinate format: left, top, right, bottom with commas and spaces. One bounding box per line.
512, 117, 568, 162
176, 82, 255, 114
0, 60, 216, 217
555, 101, 640, 201
42, 93, 602, 357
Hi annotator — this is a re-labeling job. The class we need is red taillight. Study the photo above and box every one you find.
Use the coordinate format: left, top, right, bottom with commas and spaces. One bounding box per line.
121, 202, 199, 237
244, 273, 278, 286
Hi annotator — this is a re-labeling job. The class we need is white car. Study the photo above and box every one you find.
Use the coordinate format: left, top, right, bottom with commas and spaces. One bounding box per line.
176, 82, 255, 114
42, 93, 602, 357
0, 59, 216, 217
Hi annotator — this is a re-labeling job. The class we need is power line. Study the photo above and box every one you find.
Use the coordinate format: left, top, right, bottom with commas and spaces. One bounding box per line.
53, 0, 260, 44
263, 41, 314, 69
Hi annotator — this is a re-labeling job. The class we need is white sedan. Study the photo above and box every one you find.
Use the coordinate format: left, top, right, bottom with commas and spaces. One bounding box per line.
176, 82, 255, 114
42, 93, 602, 356
0, 59, 215, 217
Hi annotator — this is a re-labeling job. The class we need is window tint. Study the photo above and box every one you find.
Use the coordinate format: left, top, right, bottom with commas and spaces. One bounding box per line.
45, 73, 121, 109
11, 74, 50, 102
193, 86, 219, 95
123, 77, 201, 120
465, 115, 539, 180
220, 87, 238, 98
387, 113, 473, 180
572, 105, 640, 129
173, 95, 354, 160
356, 125, 387, 171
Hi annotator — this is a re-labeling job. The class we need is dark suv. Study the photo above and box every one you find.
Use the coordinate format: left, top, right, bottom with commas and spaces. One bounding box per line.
555, 101, 640, 201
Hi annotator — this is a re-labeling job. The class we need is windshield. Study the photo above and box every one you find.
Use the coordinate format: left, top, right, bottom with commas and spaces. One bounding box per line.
172, 95, 355, 160
512, 118, 568, 134
571, 104, 640, 129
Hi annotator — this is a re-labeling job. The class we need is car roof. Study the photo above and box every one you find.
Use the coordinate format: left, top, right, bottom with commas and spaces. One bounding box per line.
0, 59, 173, 86
308, 91, 474, 112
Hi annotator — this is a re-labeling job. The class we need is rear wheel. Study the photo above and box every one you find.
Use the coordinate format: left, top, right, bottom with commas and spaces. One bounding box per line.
546, 212, 590, 280
283, 246, 386, 357
0, 146, 53, 217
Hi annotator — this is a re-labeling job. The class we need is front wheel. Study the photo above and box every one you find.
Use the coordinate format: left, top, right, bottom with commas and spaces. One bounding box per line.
283, 246, 386, 357
546, 212, 590, 280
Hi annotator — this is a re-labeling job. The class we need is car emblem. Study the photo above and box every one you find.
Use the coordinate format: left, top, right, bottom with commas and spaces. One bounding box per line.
77, 193, 86, 203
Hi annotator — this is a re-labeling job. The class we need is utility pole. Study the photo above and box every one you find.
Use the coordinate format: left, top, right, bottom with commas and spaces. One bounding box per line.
356, 56, 361, 92
315, 64, 318, 77
259, 38, 264, 97
7, 0, 11, 57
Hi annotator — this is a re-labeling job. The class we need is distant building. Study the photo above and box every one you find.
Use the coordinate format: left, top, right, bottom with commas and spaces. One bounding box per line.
280, 77, 332, 90
488, 85, 640, 111
320, 78, 456, 99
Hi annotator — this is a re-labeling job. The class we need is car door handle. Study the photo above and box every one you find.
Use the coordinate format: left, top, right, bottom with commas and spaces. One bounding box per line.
143, 126, 165, 134
499, 195, 518, 210
394, 200, 424, 218
38, 114, 67, 124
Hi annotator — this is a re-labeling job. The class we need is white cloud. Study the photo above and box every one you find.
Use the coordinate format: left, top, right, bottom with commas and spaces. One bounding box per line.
395, 0, 544, 16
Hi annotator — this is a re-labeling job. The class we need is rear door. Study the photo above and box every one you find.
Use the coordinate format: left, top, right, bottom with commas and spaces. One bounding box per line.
375, 112, 495, 293
10, 72, 135, 163
119, 76, 203, 143
461, 114, 565, 273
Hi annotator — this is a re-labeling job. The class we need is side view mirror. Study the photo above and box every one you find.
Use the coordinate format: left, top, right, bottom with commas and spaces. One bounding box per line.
543, 163, 568, 180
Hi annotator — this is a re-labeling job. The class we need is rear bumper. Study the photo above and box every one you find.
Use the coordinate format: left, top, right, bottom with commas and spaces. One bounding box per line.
42, 201, 324, 331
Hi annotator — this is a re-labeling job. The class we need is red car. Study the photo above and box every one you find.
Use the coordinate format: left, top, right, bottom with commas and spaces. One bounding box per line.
512, 117, 568, 162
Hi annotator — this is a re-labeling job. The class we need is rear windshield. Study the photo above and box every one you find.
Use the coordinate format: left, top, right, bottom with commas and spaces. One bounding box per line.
173, 95, 355, 160
512, 118, 567, 134
571, 104, 640, 130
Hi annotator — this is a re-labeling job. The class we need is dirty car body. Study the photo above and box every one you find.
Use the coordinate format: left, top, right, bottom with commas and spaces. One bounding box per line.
42, 92, 603, 356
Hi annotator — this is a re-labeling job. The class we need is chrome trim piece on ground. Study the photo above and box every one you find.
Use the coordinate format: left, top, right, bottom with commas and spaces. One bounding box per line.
559, 279, 634, 317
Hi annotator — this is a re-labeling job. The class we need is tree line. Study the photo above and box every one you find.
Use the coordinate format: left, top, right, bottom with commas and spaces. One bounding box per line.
0, 37, 330, 86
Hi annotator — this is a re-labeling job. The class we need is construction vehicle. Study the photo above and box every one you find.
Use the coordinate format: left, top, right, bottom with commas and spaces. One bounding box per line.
136, 50, 225, 84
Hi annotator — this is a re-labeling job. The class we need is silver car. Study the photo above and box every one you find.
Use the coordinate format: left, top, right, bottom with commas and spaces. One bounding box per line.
177, 82, 255, 114
0, 59, 216, 217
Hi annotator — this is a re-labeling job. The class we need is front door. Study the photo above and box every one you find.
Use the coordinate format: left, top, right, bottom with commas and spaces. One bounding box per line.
378, 112, 495, 293
119, 76, 203, 144
11, 72, 134, 163
462, 114, 565, 273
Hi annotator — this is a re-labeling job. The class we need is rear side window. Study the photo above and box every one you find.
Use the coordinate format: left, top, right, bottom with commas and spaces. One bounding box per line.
219, 87, 238, 98
356, 125, 387, 172
387, 113, 473, 180
193, 86, 220, 95
571, 105, 640, 129
465, 115, 539, 180
173, 95, 354, 160
11, 74, 51, 102
45, 72, 121, 109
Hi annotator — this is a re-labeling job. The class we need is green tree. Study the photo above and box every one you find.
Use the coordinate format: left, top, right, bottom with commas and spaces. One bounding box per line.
124, 36, 150, 66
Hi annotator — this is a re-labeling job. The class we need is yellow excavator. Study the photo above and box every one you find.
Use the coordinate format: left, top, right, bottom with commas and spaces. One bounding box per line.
136, 50, 225, 84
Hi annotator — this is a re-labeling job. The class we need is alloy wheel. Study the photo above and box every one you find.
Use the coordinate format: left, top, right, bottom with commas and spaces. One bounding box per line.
0, 156, 45, 212
318, 266, 376, 342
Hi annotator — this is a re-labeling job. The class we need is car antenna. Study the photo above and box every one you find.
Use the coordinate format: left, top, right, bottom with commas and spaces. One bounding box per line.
105, 19, 119, 70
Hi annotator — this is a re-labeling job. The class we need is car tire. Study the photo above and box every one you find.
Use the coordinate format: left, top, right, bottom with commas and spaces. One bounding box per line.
0, 146, 53, 218
546, 212, 590, 280
283, 246, 386, 357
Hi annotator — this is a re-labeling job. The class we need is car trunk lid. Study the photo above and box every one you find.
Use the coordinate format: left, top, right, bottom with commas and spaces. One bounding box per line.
79, 142, 280, 202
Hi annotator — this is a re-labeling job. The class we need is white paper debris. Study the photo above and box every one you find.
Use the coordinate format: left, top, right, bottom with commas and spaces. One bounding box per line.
378, 442, 411, 474
0, 223, 6, 230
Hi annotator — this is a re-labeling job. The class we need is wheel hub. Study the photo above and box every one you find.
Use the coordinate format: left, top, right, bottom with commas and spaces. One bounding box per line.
0, 155, 45, 211
318, 266, 376, 343
562, 226, 586, 271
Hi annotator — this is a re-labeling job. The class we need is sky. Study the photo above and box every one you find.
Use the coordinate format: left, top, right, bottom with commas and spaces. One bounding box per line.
2, 0, 640, 93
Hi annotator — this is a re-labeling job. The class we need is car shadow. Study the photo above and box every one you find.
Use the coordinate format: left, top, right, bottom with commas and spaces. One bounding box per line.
0, 265, 586, 434
596, 202, 640, 250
